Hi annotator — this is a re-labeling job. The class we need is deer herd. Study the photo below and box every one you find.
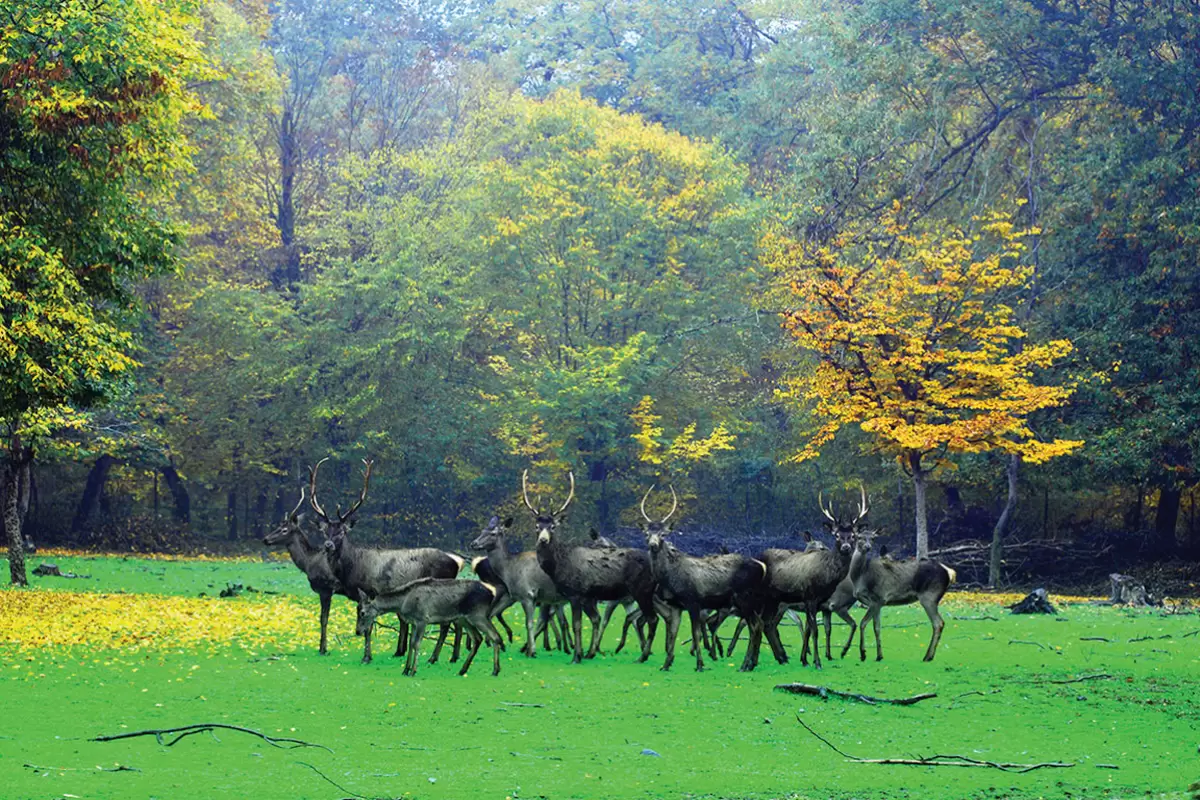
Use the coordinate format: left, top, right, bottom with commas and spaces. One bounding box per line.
263, 459, 957, 677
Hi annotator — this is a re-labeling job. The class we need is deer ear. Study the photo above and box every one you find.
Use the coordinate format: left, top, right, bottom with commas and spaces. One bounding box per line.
347, 518, 357, 529
503, 516, 514, 528
821, 520, 833, 531
802, 530, 813, 542
878, 544, 889, 557
358, 588, 369, 604
589, 528, 599, 540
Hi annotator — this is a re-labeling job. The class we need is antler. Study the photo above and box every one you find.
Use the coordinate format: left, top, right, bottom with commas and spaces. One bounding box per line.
853, 482, 869, 523
661, 484, 678, 524
288, 486, 307, 521
340, 458, 373, 521
557, 471, 575, 515
817, 489, 837, 523
640, 487, 654, 523
521, 469, 539, 515
309, 458, 332, 522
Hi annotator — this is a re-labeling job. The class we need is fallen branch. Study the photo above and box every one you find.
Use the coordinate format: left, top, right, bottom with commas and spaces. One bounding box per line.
24, 763, 139, 773
796, 717, 1074, 773
1008, 640, 1047, 649
92, 724, 332, 753
1025, 673, 1112, 686
499, 702, 545, 708
1079, 637, 1112, 642
952, 689, 1002, 700
297, 761, 368, 799
1129, 634, 1173, 643
1183, 629, 1200, 638
775, 684, 937, 706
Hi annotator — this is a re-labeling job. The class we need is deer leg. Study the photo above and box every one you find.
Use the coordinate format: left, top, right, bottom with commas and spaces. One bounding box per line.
638, 606, 653, 655
404, 623, 424, 676
428, 622, 450, 664
318, 593, 332, 655
583, 602, 604, 659
570, 603, 584, 664
823, 609, 834, 661
479, 616, 504, 676
361, 612, 374, 665
495, 606, 515, 643
858, 607, 872, 662
837, 608, 857, 659
592, 600, 620, 654
763, 609, 788, 665
614, 612, 632, 654
521, 598, 539, 657
659, 604, 681, 671
797, 609, 812, 663
458, 623, 483, 676
921, 595, 945, 662
707, 611, 726, 658
393, 615, 408, 658
689, 608, 708, 672
871, 607, 885, 661
727, 617, 747, 655
739, 615, 763, 672
806, 609, 823, 669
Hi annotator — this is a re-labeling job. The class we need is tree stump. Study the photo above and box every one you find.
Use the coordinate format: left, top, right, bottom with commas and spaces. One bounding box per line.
31, 563, 62, 577
1008, 587, 1056, 614
1109, 573, 1153, 607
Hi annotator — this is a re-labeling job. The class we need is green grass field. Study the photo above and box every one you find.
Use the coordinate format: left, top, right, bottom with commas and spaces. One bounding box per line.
1, 552, 1197, 799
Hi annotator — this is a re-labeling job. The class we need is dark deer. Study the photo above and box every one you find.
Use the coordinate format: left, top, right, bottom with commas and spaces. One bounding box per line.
739, 489, 863, 671
470, 515, 571, 657
357, 581, 503, 676
640, 486, 766, 671
262, 487, 344, 655
468, 554, 516, 644
849, 528, 956, 662
312, 458, 464, 664
526, 470, 659, 664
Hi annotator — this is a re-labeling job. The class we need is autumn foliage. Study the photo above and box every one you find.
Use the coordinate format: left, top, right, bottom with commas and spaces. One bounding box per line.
764, 205, 1082, 554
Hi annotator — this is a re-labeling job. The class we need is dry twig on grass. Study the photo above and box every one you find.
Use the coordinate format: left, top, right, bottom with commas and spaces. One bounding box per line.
1024, 673, 1113, 686
1008, 640, 1048, 649
92, 724, 332, 753
775, 683, 937, 706
796, 717, 1075, 773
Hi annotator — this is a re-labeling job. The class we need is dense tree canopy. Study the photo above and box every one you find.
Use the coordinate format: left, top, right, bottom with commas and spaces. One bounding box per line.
6, 0, 1200, 579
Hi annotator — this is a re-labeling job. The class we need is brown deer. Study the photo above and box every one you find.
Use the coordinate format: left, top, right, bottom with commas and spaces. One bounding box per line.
470, 515, 572, 657
262, 487, 343, 655
849, 528, 956, 662
640, 485, 767, 671
357, 580, 504, 676
739, 490, 863, 671
525, 470, 659, 664
312, 458, 464, 664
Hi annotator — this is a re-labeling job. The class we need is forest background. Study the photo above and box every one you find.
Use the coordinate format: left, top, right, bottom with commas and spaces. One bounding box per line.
3, 0, 1198, 586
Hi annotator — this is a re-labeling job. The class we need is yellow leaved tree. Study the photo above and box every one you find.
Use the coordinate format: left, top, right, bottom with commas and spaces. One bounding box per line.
763, 205, 1081, 557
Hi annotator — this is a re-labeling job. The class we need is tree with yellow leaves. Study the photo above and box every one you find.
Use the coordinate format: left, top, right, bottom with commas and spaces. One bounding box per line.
763, 205, 1081, 558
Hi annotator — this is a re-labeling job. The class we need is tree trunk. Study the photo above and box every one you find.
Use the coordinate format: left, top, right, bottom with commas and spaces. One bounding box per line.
277, 103, 300, 286
1153, 486, 1180, 556
4, 426, 28, 586
72, 454, 116, 533
159, 465, 190, 522
988, 454, 1020, 587
226, 487, 239, 542
909, 452, 929, 559
252, 489, 268, 538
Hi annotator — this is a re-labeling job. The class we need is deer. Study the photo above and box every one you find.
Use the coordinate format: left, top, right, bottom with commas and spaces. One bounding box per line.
525, 470, 660, 664
739, 489, 863, 672
849, 528, 956, 662
468, 554, 517, 644
722, 530, 826, 657
262, 487, 344, 655
640, 485, 767, 671
356, 580, 504, 676
470, 515, 573, 658
312, 457, 464, 664
586, 529, 652, 657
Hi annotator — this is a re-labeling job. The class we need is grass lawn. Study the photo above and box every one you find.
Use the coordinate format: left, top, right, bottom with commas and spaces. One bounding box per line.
1, 551, 1197, 799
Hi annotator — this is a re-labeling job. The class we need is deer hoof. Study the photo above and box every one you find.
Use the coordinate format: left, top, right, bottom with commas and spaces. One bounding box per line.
876, 655, 884, 662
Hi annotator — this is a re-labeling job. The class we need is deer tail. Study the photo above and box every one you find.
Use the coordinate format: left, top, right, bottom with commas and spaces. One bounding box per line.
943, 564, 958, 585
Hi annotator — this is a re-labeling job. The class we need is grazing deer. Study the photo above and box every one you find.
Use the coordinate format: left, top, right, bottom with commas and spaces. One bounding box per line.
526, 470, 659, 664
740, 490, 862, 671
357, 581, 504, 676
262, 487, 345, 655
470, 515, 572, 657
849, 529, 956, 662
640, 486, 767, 671
312, 458, 464, 664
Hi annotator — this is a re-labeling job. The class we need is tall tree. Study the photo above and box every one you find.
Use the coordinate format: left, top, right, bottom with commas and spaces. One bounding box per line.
764, 206, 1081, 557
0, 0, 211, 580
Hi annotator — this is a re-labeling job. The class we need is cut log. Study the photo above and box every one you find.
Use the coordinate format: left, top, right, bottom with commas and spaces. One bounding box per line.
1008, 588, 1056, 614
1108, 573, 1154, 607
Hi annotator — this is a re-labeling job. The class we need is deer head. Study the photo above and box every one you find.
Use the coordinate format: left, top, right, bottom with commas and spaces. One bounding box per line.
522, 469, 574, 544
471, 515, 514, 551
356, 588, 379, 637
310, 457, 373, 554
639, 484, 679, 553
818, 483, 869, 555
263, 487, 308, 546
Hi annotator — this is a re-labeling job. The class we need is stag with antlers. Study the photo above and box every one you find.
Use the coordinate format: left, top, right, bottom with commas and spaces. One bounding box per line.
312, 458, 465, 664
640, 485, 767, 671
525, 470, 660, 664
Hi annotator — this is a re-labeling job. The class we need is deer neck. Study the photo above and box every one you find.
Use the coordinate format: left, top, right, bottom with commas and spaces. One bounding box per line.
285, 529, 317, 572
848, 546, 870, 585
